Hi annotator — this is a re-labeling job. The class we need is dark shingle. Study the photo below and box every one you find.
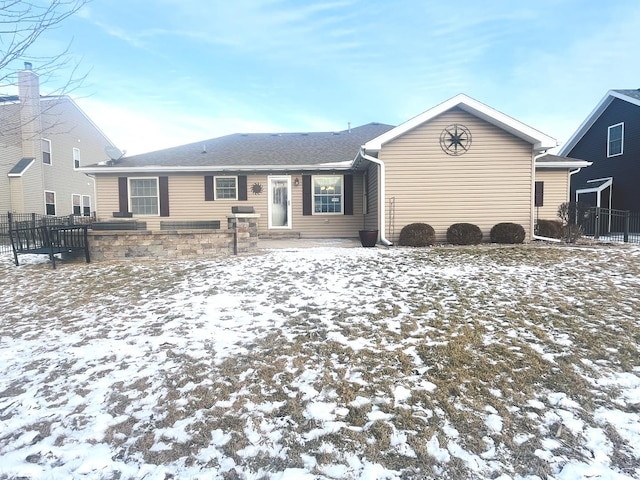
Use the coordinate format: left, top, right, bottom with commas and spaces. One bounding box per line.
105, 123, 395, 169
8, 158, 35, 175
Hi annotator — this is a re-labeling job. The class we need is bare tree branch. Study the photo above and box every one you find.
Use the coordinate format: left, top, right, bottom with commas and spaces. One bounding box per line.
0, 0, 90, 143
0, 0, 89, 89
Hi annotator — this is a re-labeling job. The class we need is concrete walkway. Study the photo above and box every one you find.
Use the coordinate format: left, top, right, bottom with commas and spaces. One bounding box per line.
258, 238, 363, 249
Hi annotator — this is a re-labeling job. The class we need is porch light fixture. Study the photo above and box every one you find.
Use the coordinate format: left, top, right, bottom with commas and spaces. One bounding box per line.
294, 177, 300, 186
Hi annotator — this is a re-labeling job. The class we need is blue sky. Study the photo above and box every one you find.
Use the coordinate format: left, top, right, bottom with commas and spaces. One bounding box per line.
18, 0, 640, 155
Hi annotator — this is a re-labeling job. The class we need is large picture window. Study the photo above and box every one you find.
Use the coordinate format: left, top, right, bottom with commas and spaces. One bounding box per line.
607, 123, 623, 157
215, 176, 237, 200
130, 178, 159, 215
313, 176, 343, 214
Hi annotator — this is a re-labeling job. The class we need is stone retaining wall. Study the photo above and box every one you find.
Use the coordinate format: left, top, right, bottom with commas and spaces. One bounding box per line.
88, 214, 259, 261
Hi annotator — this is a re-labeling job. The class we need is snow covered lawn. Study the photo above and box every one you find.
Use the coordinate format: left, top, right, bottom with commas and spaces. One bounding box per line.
1, 244, 639, 479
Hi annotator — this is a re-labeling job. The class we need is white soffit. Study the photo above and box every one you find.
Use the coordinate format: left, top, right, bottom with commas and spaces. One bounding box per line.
364, 94, 557, 152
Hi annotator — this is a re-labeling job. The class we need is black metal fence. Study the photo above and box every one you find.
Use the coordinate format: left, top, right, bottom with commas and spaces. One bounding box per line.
582, 208, 640, 243
0, 212, 96, 254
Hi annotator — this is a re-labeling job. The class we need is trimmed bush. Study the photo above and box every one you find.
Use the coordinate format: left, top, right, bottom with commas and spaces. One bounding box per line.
398, 223, 436, 247
446, 223, 483, 245
536, 219, 562, 239
490, 222, 525, 244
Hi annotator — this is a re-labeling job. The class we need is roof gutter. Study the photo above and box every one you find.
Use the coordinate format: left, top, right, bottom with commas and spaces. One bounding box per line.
78, 163, 355, 174
359, 147, 393, 246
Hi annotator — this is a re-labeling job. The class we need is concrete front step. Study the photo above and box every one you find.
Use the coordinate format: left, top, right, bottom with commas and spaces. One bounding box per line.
258, 231, 302, 240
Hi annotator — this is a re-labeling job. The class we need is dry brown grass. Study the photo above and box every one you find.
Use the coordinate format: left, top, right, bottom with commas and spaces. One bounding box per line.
1, 244, 639, 479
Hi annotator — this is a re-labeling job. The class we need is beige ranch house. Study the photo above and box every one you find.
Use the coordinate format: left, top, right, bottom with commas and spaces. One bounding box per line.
81, 94, 589, 244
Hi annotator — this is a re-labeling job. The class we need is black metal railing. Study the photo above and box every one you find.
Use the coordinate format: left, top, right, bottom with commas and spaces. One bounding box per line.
583, 208, 640, 243
0, 212, 95, 254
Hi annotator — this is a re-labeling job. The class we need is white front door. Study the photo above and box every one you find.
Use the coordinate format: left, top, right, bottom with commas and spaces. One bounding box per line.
268, 176, 291, 229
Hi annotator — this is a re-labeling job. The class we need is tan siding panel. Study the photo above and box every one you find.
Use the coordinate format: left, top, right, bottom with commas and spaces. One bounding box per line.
40, 98, 111, 216
380, 109, 534, 242
96, 172, 364, 238
535, 169, 569, 221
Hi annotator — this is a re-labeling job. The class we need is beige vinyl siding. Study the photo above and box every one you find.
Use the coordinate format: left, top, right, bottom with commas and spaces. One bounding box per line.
0, 103, 24, 212
379, 108, 534, 243
96, 172, 365, 237
535, 169, 569, 221
39, 98, 109, 216
95, 175, 120, 221
19, 159, 45, 213
8, 177, 25, 212
293, 173, 365, 238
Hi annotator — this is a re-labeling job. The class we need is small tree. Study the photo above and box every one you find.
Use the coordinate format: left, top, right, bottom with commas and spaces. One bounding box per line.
557, 202, 590, 243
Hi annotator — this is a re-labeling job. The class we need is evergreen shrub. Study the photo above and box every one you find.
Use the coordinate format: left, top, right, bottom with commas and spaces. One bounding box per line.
446, 223, 483, 245
398, 223, 436, 247
490, 222, 525, 244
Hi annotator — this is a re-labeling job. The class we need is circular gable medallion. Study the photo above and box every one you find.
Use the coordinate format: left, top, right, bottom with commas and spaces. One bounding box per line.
439, 124, 472, 156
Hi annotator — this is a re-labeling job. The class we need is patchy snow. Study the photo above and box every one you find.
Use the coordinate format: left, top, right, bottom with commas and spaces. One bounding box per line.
1, 244, 640, 479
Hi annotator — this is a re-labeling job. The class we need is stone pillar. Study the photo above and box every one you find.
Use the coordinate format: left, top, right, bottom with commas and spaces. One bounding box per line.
227, 214, 260, 254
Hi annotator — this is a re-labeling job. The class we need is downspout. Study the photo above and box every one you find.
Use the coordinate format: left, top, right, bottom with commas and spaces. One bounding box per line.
570, 167, 582, 203
360, 147, 393, 246
532, 167, 583, 243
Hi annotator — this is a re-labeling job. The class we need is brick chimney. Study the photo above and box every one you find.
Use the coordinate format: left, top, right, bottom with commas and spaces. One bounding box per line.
18, 61, 42, 159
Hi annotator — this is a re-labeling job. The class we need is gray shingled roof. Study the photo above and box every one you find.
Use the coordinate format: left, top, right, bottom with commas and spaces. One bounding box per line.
613, 89, 640, 101
535, 154, 584, 164
8, 158, 35, 175
94, 123, 395, 169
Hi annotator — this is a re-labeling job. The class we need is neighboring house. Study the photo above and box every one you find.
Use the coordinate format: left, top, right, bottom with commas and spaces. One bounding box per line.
0, 62, 117, 217
80, 94, 588, 244
559, 89, 640, 212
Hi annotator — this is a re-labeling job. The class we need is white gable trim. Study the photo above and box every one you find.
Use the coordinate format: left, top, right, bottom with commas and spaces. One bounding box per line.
558, 90, 640, 156
363, 94, 557, 153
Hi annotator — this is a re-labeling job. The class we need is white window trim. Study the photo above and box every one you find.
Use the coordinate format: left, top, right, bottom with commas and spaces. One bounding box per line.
82, 195, 91, 216
312, 175, 344, 215
129, 177, 160, 216
607, 122, 624, 157
72, 193, 82, 215
42, 138, 52, 165
73, 147, 81, 169
214, 176, 238, 200
44, 190, 56, 216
